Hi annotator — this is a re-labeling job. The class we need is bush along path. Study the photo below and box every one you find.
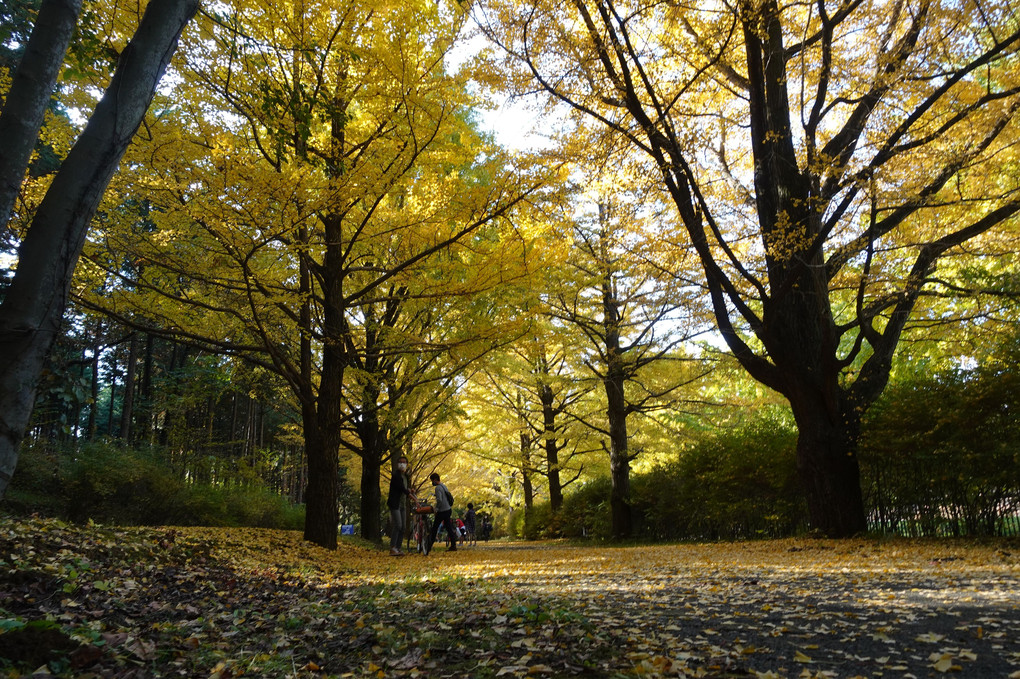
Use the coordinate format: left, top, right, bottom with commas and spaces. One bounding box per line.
0, 517, 1018, 678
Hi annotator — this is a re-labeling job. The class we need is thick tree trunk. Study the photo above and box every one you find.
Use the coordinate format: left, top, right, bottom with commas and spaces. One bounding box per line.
790, 395, 868, 537
302, 215, 345, 550
360, 452, 382, 543
301, 399, 338, 549
0, 0, 82, 226
0, 0, 198, 498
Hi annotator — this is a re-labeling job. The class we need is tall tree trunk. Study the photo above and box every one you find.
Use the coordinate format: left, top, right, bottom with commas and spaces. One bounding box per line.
539, 383, 563, 511
87, 325, 100, 439
106, 375, 117, 437
0, 0, 199, 498
139, 333, 153, 442
119, 333, 137, 442
303, 216, 344, 549
601, 240, 632, 539
295, 224, 337, 547
0, 0, 82, 226
520, 430, 534, 511
517, 392, 534, 512
605, 368, 631, 539
360, 452, 382, 543
301, 398, 337, 548
358, 380, 384, 543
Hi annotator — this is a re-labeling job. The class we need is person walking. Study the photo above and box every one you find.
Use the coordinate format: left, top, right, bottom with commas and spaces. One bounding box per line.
387, 456, 412, 556
427, 472, 457, 553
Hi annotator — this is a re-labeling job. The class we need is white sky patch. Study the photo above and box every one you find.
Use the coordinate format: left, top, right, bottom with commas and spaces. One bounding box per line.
447, 27, 553, 153
476, 95, 552, 151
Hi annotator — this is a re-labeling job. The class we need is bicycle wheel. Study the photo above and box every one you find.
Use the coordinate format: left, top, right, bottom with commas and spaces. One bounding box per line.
416, 516, 430, 555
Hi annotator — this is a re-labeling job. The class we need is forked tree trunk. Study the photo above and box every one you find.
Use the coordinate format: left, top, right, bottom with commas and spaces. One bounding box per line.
302, 214, 346, 550
0, 0, 198, 498
302, 400, 338, 549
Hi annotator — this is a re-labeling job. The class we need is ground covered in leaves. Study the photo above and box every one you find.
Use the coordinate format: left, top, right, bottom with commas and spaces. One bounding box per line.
1, 517, 1018, 678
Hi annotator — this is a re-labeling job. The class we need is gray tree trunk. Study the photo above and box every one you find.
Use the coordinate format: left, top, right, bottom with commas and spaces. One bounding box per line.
0, 0, 199, 498
0, 0, 82, 227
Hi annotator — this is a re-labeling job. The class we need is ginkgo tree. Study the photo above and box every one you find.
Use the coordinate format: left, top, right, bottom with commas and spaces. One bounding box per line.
75, 0, 552, 548
464, 324, 601, 516
477, 0, 1020, 536
549, 185, 711, 537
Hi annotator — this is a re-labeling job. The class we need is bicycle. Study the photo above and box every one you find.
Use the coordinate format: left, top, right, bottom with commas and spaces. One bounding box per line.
409, 493, 434, 555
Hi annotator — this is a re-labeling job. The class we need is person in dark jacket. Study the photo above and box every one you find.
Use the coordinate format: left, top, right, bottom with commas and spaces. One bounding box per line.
387, 456, 411, 556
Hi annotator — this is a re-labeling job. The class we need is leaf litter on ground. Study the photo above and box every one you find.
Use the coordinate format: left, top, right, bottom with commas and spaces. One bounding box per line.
0, 516, 1018, 678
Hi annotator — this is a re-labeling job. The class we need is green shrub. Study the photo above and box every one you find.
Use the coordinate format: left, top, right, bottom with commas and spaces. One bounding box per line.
516, 414, 804, 542
860, 362, 1020, 537
5, 441, 304, 530
636, 415, 804, 540
557, 477, 612, 539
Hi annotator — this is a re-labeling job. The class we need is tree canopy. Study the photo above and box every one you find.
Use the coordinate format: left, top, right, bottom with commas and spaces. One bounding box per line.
2, 0, 1019, 544
475, 0, 1020, 535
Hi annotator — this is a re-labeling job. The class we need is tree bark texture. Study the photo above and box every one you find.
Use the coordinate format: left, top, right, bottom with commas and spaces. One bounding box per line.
0, 0, 199, 498
0, 0, 82, 227
357, 383, 384, 544
301, 213, 346, 550
787, 386, 868, 536
605, 367, 631, 540
300, 399, 338, 549
539, 382, 563, 511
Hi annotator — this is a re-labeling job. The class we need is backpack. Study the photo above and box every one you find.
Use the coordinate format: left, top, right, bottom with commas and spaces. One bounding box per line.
445, 487, 454, 507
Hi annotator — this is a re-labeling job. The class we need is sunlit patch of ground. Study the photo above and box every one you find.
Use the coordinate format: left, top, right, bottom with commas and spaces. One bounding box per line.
1, 518, 1017, 678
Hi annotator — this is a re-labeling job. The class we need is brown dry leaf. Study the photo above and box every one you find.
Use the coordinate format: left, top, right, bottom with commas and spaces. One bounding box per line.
2, 517, 1018, 678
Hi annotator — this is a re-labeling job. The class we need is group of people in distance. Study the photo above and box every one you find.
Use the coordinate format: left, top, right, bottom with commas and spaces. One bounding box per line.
386, 455, 480, 557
